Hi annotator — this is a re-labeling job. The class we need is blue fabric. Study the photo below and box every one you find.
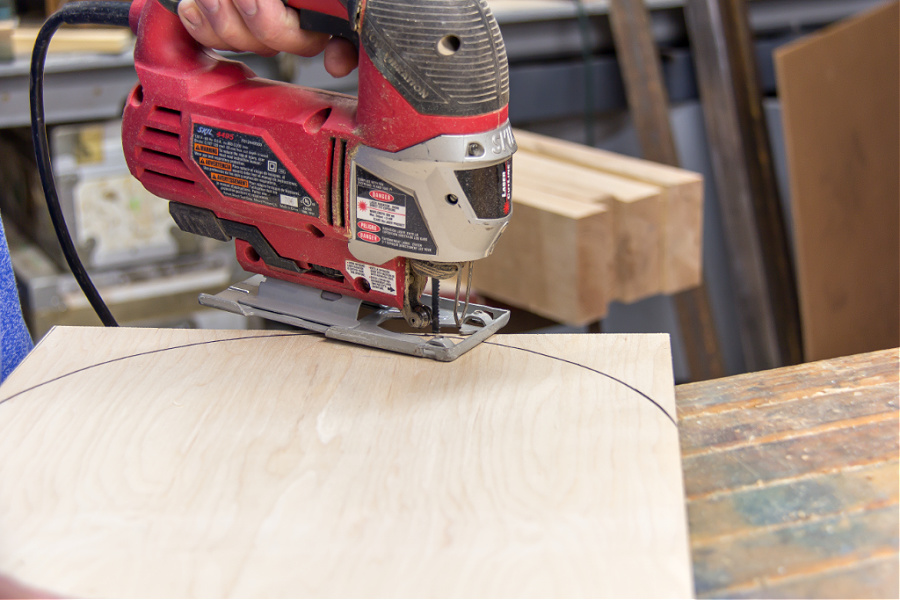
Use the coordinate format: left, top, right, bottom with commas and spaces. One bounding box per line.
0, 216, 33, 382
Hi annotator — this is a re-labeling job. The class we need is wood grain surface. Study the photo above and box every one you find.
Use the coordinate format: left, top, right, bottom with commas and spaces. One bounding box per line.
511, 151, 664, 304
473, 130, 704, 325
473, 187, 615, 324
512, 129, 704, 296
677, 348, 899, 598
0, 327, 692, 598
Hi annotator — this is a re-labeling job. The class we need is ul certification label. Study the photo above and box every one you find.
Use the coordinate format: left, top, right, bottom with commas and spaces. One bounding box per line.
345, 260, 397, 295
192, 124, 319, 218
355, 167, 436, 255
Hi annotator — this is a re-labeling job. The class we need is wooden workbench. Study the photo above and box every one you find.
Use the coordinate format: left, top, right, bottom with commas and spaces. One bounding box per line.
677, 348, 899, 598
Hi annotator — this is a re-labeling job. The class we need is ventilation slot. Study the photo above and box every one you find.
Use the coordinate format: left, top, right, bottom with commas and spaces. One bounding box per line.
139, 147, 194, 181
143, 168, 196, 187
155, 106, 181, 117
146, 126, 178, 138
142, 126, 179, 145
326, 138, 335, 226
330, 138, 347, 228
148, 105, 183, 132
136, 105, 196, 184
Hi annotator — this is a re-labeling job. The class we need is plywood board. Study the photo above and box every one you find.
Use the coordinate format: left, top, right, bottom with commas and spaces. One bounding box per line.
0, 326, 692, 598
774, 1, 899, 361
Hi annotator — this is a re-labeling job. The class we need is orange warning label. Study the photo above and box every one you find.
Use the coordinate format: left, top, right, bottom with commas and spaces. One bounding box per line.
199, 156, 231, 171
212, 172, 248, 188
193, 143, 219, 156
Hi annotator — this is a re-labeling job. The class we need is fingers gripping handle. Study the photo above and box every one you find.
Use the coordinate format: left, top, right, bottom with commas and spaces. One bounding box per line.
153, 0, 358, 42
129, 0, 350, 78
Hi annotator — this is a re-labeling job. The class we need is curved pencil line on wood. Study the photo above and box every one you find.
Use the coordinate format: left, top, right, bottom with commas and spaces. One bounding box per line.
484, 340, 677, 426
0, 331, 676, 426
0, 332, 316, 407
392, 331, 677, 426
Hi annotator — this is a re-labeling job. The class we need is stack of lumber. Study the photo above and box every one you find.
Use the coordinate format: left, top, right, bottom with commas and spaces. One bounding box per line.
473, 129, 704, 325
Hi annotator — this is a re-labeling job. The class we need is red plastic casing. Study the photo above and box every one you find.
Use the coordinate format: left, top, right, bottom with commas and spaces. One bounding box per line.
122, 0, 508, 309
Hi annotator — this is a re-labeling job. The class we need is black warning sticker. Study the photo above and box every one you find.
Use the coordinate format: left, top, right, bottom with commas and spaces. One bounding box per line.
354, 167, 436, 255
192, 124, 319, 218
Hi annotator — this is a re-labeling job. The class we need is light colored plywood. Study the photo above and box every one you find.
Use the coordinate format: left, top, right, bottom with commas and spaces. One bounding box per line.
513, 150, 664, 303
514, 128, 704, 294
0, 326, 692, 599
473, 187, 615, 324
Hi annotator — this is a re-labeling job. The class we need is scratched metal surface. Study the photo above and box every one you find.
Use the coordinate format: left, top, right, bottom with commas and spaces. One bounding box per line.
676, 348, 899, 598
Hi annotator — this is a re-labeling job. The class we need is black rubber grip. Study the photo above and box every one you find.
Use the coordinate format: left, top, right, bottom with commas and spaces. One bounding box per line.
299, 9, 358, 46
360, 0, 510, 117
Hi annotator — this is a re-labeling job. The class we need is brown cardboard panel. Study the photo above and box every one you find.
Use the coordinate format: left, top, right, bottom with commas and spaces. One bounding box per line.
775, 1, 900, 361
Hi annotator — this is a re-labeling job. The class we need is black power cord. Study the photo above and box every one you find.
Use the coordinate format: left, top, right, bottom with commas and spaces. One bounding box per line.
30, 1, 131, 327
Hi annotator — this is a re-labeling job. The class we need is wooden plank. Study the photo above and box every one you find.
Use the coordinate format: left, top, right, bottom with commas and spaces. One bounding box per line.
684, 0, 802, 371
513, 150, 665, 303
692, 505, 898, 597
727, 553, 899, 599
683, 415, 897, 499
0, 327, 692, 598
472, 187, 615, 325
677, 348, 899, 598
0, 25, 133, 57
475, 138, 706, 326
679, 378, 898, 452
677, 348, 899, 414
687, 460, 899, 542
774, 1, 900, 362
515, 124, 703, 295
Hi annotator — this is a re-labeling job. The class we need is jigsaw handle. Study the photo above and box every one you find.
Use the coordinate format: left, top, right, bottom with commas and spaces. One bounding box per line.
132, 0, 508, 129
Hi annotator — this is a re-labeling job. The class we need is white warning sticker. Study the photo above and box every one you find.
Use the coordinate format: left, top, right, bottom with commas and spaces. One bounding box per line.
357, 197, 407, 228
345, 260, 398, 295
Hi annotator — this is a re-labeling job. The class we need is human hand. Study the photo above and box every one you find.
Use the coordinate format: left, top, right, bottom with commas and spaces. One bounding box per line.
176, 0, 358, 77
0, 573, 61, 599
